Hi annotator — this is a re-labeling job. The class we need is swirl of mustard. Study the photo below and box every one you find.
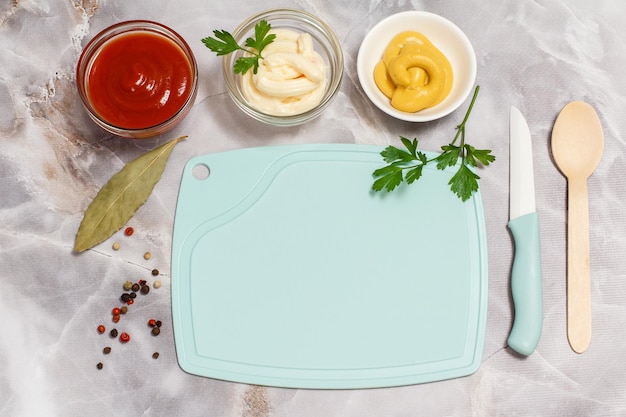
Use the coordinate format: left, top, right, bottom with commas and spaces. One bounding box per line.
374, 31, 453, 113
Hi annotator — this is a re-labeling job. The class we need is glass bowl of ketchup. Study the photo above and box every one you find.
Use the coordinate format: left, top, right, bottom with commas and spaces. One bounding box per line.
77, 20, 198, 139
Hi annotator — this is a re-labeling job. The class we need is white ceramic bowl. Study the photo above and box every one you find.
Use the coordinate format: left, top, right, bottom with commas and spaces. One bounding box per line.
357, 11, 476, 122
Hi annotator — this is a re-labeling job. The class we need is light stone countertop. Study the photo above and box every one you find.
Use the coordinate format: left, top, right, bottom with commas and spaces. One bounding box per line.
2, 1, 626, 416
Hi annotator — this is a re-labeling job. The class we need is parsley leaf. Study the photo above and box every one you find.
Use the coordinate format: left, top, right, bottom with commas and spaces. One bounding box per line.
246, 20, 274, 52
371, 86, 495, 202
381, 144, 413, 163
449, 164, 480, 201
372, 165, 404, 192
202, 20, 276, 75
435, 144, 461, 169
405, 165, 424, 184
233, 56, 259, 75
202, 30, 239, 56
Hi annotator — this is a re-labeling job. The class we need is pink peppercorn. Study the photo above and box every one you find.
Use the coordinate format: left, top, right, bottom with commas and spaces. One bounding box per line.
119, 332, 130, 343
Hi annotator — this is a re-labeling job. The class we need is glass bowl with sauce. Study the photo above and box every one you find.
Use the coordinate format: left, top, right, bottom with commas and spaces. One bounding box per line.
222, 9, 344, 127
77, 20, 198, 138
357, 11, 476, 122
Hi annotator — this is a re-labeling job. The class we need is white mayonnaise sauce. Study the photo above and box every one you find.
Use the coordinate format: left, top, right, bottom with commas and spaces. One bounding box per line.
241, 29, 327, 116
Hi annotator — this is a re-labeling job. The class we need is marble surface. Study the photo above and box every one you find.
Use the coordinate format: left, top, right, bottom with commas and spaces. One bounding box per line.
2, 0, 626, 416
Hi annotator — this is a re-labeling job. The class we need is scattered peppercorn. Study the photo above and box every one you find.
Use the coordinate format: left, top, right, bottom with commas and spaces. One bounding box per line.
96, 250, 167, 371
124, 227, 134, 236
97, 267, 166, 369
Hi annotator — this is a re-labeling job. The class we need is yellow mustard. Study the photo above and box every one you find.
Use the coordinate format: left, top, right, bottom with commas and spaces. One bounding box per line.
374, 31, 453, 113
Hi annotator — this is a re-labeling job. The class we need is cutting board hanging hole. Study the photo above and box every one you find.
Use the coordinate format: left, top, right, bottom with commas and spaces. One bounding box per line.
192, 163, 210, 180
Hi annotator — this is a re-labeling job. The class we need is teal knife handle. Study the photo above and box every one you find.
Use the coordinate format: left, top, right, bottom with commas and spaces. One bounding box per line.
507, 212, 543, 355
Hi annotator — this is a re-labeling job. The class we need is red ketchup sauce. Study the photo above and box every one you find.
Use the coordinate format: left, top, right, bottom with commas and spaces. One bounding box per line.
85, 31, 193, 129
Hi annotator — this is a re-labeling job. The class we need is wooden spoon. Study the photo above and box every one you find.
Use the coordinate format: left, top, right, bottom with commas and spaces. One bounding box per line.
551, 101, 604, 354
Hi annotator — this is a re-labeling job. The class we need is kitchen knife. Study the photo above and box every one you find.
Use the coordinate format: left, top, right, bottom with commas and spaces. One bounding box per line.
507, 106, 543, 356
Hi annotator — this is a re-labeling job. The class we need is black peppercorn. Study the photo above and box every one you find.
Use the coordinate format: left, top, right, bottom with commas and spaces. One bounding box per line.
110, 328, 118, 338
131, 283, 140, 292
103, 346, 111, 354
129, 292, 137, 299
151, 327, 160, 336
140, 285, 150, 295
120, 293, 131, 303
151, 269, 159, 276
152, 352, 159, 359
97, 362, 103, 370
155, 320, 162, 328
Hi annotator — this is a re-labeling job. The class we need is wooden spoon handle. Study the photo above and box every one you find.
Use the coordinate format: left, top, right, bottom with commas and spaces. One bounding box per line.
567, 177, 592, 353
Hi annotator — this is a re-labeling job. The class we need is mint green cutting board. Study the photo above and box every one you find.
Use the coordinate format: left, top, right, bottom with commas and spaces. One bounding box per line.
171, 144, 488, 389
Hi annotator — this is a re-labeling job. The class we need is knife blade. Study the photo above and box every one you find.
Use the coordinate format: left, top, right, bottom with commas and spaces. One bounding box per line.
507, 106, 543, 356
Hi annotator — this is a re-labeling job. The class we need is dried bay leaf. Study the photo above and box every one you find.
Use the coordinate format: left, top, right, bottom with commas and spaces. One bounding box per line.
74, 136, 186, 252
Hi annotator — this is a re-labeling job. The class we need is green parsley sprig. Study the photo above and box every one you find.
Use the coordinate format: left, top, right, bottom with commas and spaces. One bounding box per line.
201, 20, 276, 75
372, 86, 495, 202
